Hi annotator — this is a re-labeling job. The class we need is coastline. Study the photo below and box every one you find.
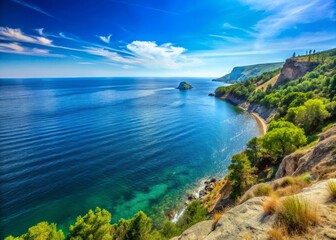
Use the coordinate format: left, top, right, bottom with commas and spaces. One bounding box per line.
219, 95, 268, 136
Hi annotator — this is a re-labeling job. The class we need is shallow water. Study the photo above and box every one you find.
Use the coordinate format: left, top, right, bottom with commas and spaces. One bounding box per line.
0, 77, 262, 237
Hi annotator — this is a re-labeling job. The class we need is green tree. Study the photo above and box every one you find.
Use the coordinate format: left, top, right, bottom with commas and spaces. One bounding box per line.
245, 137, 262, 167
127, 211, 153, 240
293, 99, 330, 133
228, 153, 257, 199
5, 222, 64, 240
69, 207, 113, 240
261, 124, 307, 159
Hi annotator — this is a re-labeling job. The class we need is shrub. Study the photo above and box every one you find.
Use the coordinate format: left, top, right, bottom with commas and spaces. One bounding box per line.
327, 180, 336, 198
263, 195, 279, 214
268, 228, 287, 240
278, 176, 295, 189
278, 196, 319, 233
254, 184, 273, 197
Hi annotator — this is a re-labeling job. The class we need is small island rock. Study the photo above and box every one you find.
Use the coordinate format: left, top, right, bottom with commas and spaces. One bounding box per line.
176, 82, 193, 90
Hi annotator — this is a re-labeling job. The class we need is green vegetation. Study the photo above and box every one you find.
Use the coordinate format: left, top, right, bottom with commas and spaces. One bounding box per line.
216, 68, 280, 100
261, 120, 307, 159
4, 222, 64, 240
228, 153, 257, 199
5, 202, 208, 240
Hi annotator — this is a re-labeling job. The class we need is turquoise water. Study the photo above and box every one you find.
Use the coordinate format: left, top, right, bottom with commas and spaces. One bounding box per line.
0, 77, 262, 237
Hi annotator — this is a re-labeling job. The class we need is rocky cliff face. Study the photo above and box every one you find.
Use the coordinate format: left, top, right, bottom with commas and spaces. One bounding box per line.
172, 180, 336, 240
274, 59, 319, 87
219, 94, 276, 122
275, 125, 336, 180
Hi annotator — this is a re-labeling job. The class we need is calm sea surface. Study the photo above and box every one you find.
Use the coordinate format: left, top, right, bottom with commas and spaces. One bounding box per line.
0, 77, 262, 237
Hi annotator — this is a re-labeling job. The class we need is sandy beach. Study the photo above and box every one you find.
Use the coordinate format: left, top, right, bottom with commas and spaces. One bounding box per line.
251, 112, 267, 135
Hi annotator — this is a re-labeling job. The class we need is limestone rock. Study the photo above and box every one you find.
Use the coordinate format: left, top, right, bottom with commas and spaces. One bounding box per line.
177, 220, 213, 240
274, 59, 319, 87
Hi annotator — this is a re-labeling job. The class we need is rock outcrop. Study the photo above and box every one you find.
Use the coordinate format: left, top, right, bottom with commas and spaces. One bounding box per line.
275, 125, 336, 180
172, 180, 336, 240
274, 59, 319, 87
177, 82, 193, 90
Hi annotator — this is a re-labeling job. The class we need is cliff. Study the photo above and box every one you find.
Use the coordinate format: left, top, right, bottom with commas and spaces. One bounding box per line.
275, 125, 336, 180
274, 59, 319, 87
214, 62, 283, 83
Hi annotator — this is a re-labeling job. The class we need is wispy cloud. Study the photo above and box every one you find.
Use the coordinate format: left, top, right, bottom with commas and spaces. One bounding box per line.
194, 31, 336, 58
208, 34, 243, 43
0, 42, 62, 57
222, 22, 254, 36
97, 34, 112, 44
10, 0, 54, 18
0, 27, 52, 45
239, 0, 335, 44
111, 0, 178, 15
35, 28, 44, 36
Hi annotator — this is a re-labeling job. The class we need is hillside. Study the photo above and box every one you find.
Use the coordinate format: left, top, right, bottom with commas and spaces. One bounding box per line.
213, 62, 284, 83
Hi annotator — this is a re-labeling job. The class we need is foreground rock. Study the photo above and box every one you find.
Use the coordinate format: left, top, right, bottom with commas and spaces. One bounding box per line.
177, 82, 193, 90
172, 180, 336, 240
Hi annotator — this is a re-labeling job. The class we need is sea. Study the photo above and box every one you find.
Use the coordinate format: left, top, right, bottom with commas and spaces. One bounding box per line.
0, 77, 262, 237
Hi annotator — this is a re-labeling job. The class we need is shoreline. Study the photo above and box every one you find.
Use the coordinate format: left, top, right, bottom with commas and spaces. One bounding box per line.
219, 96, 268, 136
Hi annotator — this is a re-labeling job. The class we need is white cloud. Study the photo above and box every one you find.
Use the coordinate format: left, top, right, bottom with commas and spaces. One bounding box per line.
98, 34, 112, 44
0, 27, 52, 46
126, 41, 197, 68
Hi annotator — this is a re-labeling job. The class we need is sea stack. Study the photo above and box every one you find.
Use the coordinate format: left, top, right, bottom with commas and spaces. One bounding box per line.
176, 82, 193, 90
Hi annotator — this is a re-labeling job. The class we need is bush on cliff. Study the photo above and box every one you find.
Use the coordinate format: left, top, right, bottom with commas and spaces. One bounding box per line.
261, 120, 307, 159
286, 99, 331, 134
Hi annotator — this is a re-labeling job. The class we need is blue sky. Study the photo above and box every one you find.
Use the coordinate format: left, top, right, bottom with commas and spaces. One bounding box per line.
0, 0, 335, 78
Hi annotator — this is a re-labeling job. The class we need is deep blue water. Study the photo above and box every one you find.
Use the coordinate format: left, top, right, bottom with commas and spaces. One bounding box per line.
0, 77, 262, 237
